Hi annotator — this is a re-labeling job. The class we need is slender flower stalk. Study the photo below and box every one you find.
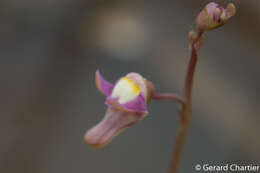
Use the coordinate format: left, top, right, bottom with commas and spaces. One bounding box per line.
170, 30, 204, 173
152, 93, 184, 105
170, 2, 235, 173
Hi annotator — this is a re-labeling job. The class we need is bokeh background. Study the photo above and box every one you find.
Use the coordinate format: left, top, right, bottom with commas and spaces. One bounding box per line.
0, 0, 259, 172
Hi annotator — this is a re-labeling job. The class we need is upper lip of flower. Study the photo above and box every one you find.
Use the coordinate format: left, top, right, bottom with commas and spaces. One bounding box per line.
95, 69, 114, 97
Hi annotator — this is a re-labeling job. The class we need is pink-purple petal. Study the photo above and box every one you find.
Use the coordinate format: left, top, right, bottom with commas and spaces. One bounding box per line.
206, 2, 219, 19
105, 93, 147, 113
96, 70, 114, 97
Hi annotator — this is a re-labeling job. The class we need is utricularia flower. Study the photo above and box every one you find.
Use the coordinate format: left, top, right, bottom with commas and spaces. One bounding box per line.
84, 70, 154, 148
195, 2, 236, 31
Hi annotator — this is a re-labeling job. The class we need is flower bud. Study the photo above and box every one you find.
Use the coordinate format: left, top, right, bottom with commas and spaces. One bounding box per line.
195, 2, 236, 31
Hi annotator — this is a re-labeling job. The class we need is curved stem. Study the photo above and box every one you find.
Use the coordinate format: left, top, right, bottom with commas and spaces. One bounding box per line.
170, 30, 204, 173
184, 46, 199, 106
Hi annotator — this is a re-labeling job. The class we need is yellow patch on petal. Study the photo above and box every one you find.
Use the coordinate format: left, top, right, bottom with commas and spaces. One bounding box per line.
122, 77, 140, 94
111, 77, 140, 104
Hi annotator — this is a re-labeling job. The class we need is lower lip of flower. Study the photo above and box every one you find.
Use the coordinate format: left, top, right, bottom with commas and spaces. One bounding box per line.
84, 108, 140, 148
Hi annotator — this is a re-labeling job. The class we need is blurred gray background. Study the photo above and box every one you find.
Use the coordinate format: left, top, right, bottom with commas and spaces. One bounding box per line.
0, 0, 259, 172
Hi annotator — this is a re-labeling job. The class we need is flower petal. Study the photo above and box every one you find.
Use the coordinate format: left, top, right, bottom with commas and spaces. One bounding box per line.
96, 70, 114, 96
110, 77, 141, 104
206, 2, 221, 20
106, 94, 147, 113
126, 73, 148, 101
84, 107, 142, 148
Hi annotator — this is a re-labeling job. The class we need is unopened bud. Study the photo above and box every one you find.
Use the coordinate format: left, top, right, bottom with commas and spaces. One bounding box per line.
195, 2, 236, 31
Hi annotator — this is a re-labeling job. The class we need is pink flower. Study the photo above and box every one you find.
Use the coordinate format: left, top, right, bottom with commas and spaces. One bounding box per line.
84, 70, 154, 148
